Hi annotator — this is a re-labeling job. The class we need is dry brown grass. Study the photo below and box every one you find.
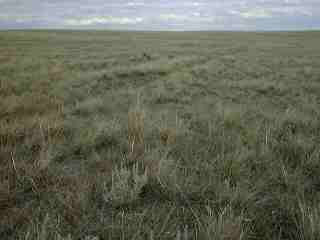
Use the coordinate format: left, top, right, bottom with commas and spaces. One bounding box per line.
89, 159, 113, 175
0, 112, 77, 236
144, 158, 161, 179
0, 158, 95, 236
56, 177, 93, 226
127, 109, 145, 163
222, 222, 242, 240
0, 51, 13, 64
0, 155, 56, 235
0, 205, 33, 233
49, 63, 64, 81
34, 117, 62, 171
0, 113, 64, 153
159, 127, 176, 146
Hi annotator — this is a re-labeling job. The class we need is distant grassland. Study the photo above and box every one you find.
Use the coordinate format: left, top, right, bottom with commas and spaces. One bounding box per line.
1, 30, 320, 239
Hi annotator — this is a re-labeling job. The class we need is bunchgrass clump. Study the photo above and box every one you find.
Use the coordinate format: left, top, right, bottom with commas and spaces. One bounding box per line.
127, 93, 146, 163
203, 205, 245, 240
143, 149, 178, 189
103, 163, 148, 207
294, 200, 320, 240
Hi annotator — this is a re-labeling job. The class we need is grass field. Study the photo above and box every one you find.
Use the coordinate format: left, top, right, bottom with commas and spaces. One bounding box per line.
1, 30, 320, 239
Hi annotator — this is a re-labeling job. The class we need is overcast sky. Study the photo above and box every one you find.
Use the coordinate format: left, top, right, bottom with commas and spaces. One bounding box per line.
0, 0, 319, 30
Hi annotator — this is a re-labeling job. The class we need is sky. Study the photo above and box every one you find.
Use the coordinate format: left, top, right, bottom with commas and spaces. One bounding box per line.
0, 0, 319, 31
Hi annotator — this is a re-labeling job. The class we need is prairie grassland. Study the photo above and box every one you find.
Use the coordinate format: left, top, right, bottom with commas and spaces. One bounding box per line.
1, 30, 320, 239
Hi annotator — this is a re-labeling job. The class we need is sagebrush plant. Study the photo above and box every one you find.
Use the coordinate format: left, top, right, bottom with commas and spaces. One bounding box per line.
103, 163, 148, 206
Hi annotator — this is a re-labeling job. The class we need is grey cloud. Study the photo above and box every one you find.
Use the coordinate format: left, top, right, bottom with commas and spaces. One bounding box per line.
0, 0, 319, 30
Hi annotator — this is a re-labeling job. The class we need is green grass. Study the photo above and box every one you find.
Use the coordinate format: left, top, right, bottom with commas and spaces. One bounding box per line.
1, 30, 320, 239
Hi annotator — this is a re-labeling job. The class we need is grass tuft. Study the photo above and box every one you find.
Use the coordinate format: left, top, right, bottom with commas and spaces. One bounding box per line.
103, 163, 148, 207
127, 94, 146, 163
294, 200, 320, 240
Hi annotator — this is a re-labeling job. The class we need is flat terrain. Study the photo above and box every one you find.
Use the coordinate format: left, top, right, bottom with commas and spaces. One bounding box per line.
1, 30, 320, 239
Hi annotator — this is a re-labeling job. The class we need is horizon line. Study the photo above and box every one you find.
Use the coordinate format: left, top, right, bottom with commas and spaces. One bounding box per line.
0, 28, 320, 33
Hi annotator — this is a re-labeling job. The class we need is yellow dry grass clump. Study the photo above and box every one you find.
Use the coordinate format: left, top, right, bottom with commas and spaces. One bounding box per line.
159, 127, 176, 146
128, 109, 145, 162
49, 63, 64, 81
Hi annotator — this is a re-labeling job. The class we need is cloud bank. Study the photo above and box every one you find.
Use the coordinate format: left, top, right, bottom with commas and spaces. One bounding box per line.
0, 0, 319, 30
